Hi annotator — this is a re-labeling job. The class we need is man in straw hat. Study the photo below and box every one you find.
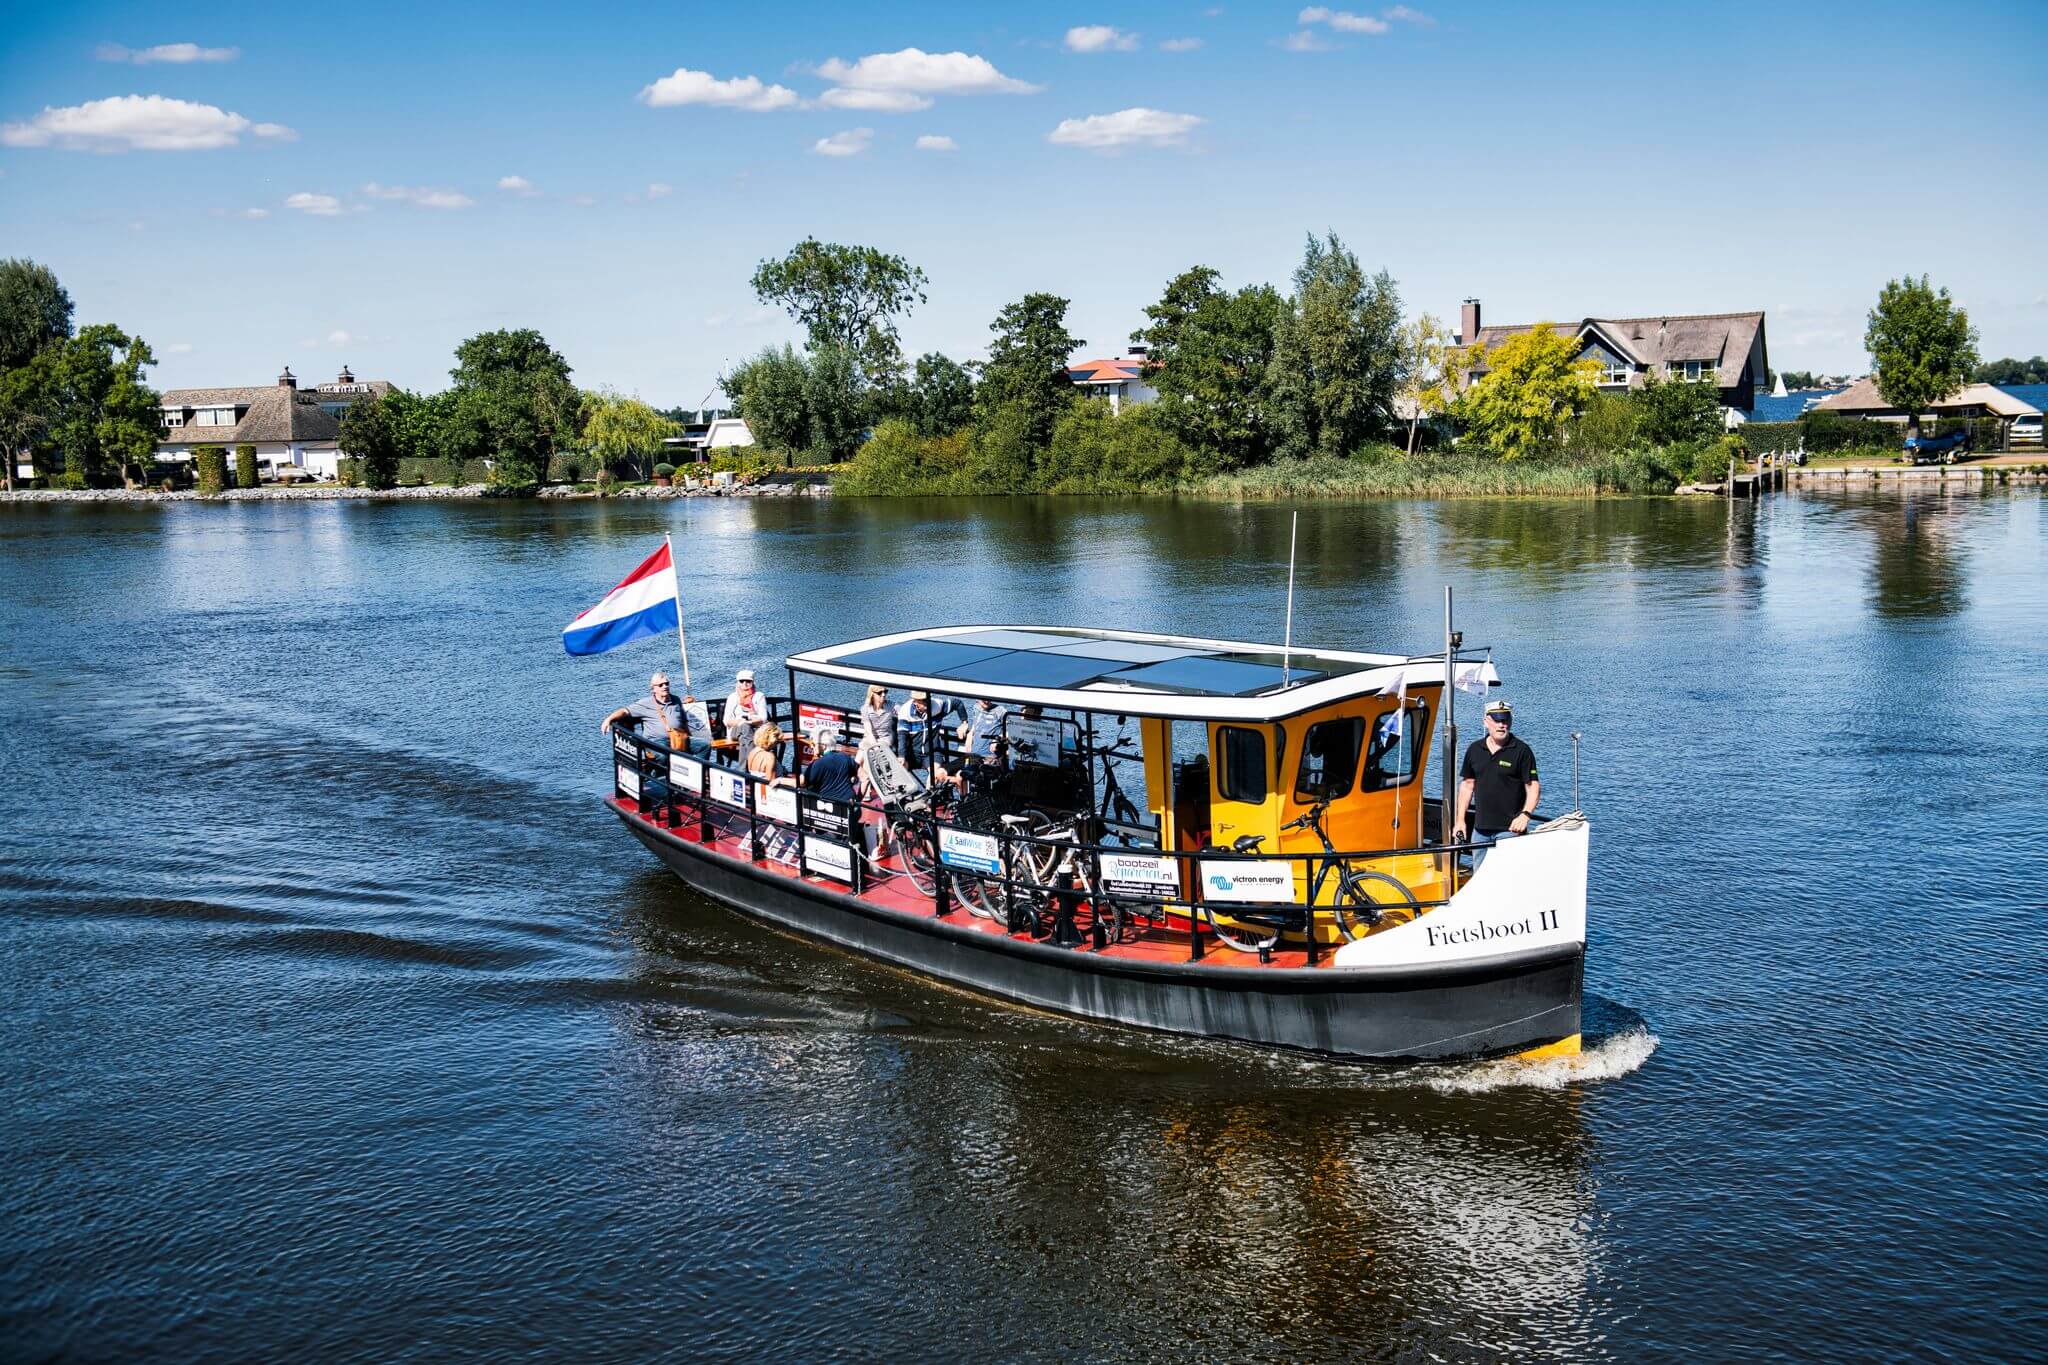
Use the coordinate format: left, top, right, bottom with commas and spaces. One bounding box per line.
1452, 697, 1540, 867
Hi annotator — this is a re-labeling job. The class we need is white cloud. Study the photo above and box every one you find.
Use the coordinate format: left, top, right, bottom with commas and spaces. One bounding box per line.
1048, 107, 1202, 150
285, 191, 343, 216
362, 182, 474, 209
251, 122, 295, 142
819, 87, 931, 112
914, 134, 957, 152
1160, 37, 1203, 52
498, 174, 540, 196
812, 127, 874, 157
209, 206, 270, 219
1065, 25, 1139, 53
638, 67, 798, 111
1298, 7, 1390, 34
816, 48, 1039, 98
326, 330, 356, 347
646, 182, 674, 198
1, 95, 292, 151
96, 42, 239, 64
163, 341, 195, 354
1384, 5, 1435, 24
1280, 30, 1334, 51
568, 193, 596, 206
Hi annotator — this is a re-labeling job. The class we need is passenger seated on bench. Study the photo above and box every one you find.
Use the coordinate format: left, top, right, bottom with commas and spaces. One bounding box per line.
599, 670, 707, 755
723, 669, 769, 740
960, 697, 1008, 763
748, 722, 795, 787
804, 727, 860, 804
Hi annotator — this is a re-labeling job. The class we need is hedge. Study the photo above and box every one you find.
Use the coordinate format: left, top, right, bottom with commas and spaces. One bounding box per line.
234, 444, 258, 489
193, 446, 229, 494
396, 455, 491, 485
1739, 421, 1803, 453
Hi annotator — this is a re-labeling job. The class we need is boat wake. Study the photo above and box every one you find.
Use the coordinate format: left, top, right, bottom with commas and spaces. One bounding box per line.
1422, 1025, 1659, 1094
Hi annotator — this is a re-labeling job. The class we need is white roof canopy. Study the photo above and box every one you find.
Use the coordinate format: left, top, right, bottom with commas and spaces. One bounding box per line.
786, 625, 1499, 723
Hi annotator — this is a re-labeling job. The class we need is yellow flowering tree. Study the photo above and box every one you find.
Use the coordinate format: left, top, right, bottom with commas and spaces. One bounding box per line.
1454, 324, 1601, 458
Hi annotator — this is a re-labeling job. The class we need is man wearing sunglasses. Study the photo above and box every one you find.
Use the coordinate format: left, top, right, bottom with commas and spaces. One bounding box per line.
1452, 698, 1540, 866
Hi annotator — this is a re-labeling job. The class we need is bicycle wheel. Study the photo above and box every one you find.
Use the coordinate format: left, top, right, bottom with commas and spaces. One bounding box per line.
1201, 904, 1284, 953
1333, 869, 1420, 941
887, 818, 938, 896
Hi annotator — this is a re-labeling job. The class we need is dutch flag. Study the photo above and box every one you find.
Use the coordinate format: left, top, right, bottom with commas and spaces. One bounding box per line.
561, 538, 681, 656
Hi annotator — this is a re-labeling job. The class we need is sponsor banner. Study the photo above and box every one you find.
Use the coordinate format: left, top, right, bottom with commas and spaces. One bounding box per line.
682, 701, 712, 742
800, 793, 853, 839
757, 782, 798, 826
613, 733, 639, 760
1198, 858, 1296, 904
668, 752, 703, 794
1098, 851, 1178, 900
798, 702, 852, 743
802, 835, 855, 885
939, 827, 1002, 876
707, 768, 748, 809
615, 763, 642, 801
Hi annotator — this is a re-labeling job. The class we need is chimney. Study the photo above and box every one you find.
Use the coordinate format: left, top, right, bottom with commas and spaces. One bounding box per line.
277, 365, 296, 390
336, 364, 354, 385
1460, 298, 1480, 345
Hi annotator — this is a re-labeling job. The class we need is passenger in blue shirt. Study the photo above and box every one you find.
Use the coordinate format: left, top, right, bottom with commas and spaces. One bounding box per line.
803, 727, 860, 804
960, 698, 1008, 761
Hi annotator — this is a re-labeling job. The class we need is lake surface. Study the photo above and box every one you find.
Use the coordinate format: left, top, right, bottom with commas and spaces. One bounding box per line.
3, 489, 2043, 1361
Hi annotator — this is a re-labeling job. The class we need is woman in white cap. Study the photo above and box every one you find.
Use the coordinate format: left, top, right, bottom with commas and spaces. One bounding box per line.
723, 668, 769, 740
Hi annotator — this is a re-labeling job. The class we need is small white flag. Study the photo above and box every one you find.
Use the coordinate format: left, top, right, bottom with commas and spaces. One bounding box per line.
1453, 658, 1490, 697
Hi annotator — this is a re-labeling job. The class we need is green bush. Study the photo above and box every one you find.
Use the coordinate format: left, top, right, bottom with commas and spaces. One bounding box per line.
1201, 448, 1657, 499
706, 449, 775, 480
1038, 402, 1205, 493
653, 462, 676, 478
193, 446, 229, 495
1800, 411, 1899, 452
1563, 391, 1642, 457
46, 470, 88, 491
1738, 421, 1803, 454
234, 444, 258, 489
834, 419, 974, 495
1634, 375, 1725, 446
336, 457, 357, 486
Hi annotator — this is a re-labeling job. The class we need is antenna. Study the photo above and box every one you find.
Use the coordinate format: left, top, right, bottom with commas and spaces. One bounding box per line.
1281, 511, 1299, 685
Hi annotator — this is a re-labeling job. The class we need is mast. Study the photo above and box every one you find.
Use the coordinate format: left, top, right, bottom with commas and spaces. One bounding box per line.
1281, 510, 1298, 686
1441, 586, 1459, 879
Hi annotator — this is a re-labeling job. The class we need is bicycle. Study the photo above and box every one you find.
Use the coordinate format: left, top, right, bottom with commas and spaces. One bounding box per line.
1202, 801, 1419, 954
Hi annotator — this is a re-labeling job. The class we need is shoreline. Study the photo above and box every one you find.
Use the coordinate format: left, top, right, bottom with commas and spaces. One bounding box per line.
4, 458, 2042, 506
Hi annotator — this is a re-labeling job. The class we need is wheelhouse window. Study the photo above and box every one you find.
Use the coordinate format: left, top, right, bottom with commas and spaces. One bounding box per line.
1216, 726, 1267, 804
1361, 704, 1429, 789
1294, 717, 1364, 802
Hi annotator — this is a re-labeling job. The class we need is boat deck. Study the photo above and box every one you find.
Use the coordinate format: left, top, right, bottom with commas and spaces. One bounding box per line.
610, 795, 1329, 970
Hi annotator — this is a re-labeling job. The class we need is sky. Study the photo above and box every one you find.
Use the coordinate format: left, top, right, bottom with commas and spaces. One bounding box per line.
4, 1, 2045, 401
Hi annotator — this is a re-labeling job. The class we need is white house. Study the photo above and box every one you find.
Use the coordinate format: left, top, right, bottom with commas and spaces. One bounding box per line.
156, 365, 390, 479
1066, 347, 1160, 415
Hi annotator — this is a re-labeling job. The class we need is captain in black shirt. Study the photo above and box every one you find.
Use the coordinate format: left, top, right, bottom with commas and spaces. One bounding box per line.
1453, 699, 1540, 845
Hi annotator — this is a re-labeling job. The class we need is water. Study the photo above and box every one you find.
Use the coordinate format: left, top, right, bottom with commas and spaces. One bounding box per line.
3, 489, 2043, 1361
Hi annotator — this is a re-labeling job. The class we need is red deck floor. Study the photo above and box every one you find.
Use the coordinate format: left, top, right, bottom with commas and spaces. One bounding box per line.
613, 797, 1327, 971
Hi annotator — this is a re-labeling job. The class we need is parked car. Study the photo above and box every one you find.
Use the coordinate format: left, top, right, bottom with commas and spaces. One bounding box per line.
2012, 417, 2043, 447
261, 459, 320, 484
1902, 428, 1971, 465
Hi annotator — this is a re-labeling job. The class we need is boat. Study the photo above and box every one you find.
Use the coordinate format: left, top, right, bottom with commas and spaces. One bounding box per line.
604, 619, 1587, 1063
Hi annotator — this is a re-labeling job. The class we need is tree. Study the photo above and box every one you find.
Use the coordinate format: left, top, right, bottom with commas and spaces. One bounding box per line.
1395, 313, 1456, 456
723, 345, 816, 459
0, 259, 75, 491
44, 325, 159, 487
1779, 370, 1820, 390
800, 344, 867, 463
751, 238, 928, 388
582, 392, 679, 479
975, 292, 1082, 456
1975, 356, 2048, 386
339, 393, 404, 489
1133, 266, 1285, 469
446, 329, 580, 486
234, 444, 258, 489
1865, 275, 1980, 435
908, 352, 974, 436
0, 350, 58, 489
1267, 233, 1405, 460
1632, 372, 1724, 445
0, 258, 74, 372
1454, 324, 1600, 458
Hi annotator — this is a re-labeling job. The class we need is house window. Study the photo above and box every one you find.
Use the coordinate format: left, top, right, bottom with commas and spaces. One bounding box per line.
1601, 362, 1630, 386
1669, 360, 1717, 383
196, 406, 236, 425
161, 410, 184, 428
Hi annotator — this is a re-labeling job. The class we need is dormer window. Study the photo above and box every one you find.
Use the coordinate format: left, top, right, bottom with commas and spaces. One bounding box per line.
1669, 360, 1716, 383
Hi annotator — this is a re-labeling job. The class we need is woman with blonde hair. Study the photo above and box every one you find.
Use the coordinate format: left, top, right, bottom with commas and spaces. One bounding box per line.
860, 684, 896, 755
748, 722, 793, 785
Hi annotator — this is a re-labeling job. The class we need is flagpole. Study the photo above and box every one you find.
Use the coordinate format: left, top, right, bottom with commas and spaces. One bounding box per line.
1281, 511, 1298, 685
665, 532, 692, 691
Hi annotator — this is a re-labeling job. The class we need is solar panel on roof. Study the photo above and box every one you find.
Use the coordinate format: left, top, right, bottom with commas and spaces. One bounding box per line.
835, 640, 1014, 676
1036, 640, 1210, 664
1098, 656, 1325, 696
935, 651, 1120, 689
